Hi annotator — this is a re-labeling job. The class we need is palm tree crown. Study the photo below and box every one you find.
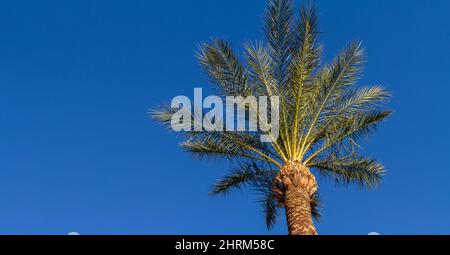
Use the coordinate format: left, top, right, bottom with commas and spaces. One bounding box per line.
153, 0, 391, 230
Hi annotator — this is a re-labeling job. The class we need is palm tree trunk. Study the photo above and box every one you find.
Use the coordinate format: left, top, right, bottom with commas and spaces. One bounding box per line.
284, 183, 317, 235
273, 161, 318, 235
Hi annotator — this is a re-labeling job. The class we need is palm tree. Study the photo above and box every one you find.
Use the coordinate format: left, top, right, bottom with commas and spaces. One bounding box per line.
153, 0, 391, 235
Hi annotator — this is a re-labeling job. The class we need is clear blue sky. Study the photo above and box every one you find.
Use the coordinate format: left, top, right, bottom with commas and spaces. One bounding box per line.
0, 0, 449, 235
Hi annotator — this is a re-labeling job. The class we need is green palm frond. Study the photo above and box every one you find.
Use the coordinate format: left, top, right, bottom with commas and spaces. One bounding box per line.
151, 105, 193, 131
309, 155, 385, 188
310, 192, 322, 221
296, 41, 366, 160
304, 110, 392, 164
288, 4, 322, 158
304, 87, 391, 157
245, 41, 278, 96
254, 172, 280, 229
265, 0, 294, 88
182, 132, 280, 164
210, 162, 274, 195
197, 39, 250, 97
153, 101, 282, 166
210, 161, 280, 229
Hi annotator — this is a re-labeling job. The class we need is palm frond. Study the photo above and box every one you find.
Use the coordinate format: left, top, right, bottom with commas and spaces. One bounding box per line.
296, 41, 366, 159
151, 105, 174, 127
265, 0, 294, 87
309, 155, 385, 188
182, 132, 279, 164
211, 161, 281, 229
253, 170, 280, 229
151, 104, 193, 131
197, 39, 250, 96
322, 41, 365, 94
304, 110, 392, 164
245, 41, 278, 96
210, 162, 273, 195
304, 86, 391, 152
310, 192, 322, 221
288, 4, 322, 157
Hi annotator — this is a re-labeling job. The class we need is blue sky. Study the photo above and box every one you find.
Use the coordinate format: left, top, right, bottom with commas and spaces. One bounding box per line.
0, 0, 449, 234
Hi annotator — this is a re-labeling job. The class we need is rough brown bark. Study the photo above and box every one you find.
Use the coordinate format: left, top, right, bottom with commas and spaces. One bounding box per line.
272, 161, 318, 235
